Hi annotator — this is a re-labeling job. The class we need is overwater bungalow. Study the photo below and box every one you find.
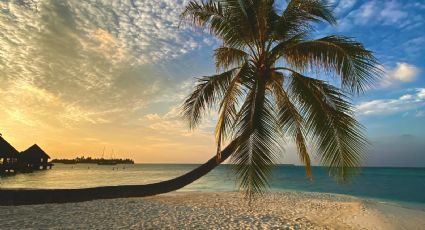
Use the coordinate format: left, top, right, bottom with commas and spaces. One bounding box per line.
0, 134, 53, 174
20, 144, 53, 170
0, 134, 20, 173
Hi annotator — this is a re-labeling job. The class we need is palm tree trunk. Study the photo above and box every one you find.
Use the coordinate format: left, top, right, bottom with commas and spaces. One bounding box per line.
0, 141, 237, 206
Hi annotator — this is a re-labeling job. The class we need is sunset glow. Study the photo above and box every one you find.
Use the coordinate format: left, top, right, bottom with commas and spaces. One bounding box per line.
1, 0, 424, 165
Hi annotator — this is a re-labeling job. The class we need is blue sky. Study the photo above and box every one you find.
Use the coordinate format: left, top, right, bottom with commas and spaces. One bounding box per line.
323, 0, 425, 166
0, 0, 424, 166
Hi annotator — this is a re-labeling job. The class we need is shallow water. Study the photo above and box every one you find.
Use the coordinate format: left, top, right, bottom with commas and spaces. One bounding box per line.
1, 164, 424, 208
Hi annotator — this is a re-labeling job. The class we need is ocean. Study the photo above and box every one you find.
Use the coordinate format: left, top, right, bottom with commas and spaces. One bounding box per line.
1, 164, 424, 208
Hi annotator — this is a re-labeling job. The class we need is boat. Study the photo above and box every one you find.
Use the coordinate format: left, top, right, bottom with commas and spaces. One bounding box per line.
97, 147, 117, 165
97, 161, 117, 165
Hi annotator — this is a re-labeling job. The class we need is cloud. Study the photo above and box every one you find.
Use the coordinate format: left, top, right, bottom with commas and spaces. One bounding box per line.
0, 0, 228, 163
66, 0, 211, 64
331, 0, 357, 15
144, 113, 162, 121
392, 63, 420, 82
379, 63, 420, 88
335, 0, 420, 31
355, 1, 375, 23
402, 36, 425, 58
418, 88, 425, 99
0, 0, 217, 129
141, 111, 197, 138
378, 1, 408, 24
0, 78, 125, 128
356, 88, 425, 116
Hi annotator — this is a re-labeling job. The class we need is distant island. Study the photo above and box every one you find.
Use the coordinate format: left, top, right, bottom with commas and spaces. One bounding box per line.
51, 156, 134, 165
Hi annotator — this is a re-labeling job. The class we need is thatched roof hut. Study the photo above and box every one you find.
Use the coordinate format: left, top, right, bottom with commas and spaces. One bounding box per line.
20, 144, 52, 170
0, 134, 19, 158
1, 137, 53, 172
21, 144, 50, 160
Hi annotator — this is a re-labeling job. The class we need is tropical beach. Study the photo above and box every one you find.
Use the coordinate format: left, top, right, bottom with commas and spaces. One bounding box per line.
1, 192, 425, 229
1, 164, 425, 229
1, 0, 425, 229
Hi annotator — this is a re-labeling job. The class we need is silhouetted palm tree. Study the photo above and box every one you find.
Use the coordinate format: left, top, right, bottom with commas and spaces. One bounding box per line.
0, 0, 381, 205
180, 0, 380, 200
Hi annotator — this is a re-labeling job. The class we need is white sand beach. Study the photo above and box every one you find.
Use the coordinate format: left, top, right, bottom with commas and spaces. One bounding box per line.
1, 192, 424, 229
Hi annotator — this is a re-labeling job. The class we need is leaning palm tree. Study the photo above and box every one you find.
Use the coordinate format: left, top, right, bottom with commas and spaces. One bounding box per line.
180, 0, 380, 200
0, 0, 381, 206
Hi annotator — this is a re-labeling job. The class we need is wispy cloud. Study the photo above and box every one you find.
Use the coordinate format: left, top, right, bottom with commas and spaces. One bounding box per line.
331, 0, 357, 15
401, 36, 425, 58
0, 0, 214, 129
335, 0, 421, 31
0, 0, 424, 164
356, 88, 425, 116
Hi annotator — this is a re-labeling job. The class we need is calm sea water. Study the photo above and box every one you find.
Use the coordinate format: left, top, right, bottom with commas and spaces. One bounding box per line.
1, 164, 424, 208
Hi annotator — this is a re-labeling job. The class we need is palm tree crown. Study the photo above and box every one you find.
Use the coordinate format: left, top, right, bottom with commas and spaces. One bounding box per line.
180, 0, 381, 200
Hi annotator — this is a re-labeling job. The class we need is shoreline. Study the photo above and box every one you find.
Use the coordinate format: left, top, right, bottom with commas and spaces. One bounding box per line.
1, 191, 424, 229
2, 186, 424, 210
271, 188, 425, 212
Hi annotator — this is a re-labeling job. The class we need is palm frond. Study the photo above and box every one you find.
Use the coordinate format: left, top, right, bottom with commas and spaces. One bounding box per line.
215, 63, 251, 159
275, 0, 336, 39
268, 73, 312, 178
180, 0, 379, 201
214, 46, 249, 71
181, 0, 246, 47
285, 0, 336, 24
181, 1, 222, 28
268, 32, 307, 61
225, 0, 258, 36
231, 78, 281, 201
289, 72, 367, 180
182, 68, 238, 129
284, 36, 382, 93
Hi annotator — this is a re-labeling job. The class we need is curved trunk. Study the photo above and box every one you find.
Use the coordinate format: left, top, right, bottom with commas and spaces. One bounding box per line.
0, 141, 237, 206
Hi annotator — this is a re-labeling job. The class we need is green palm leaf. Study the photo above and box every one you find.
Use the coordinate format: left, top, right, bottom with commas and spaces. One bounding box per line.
214, 46, 249, 70
232, 80, 280, 201
269, 75, 312, 178
215, 63, 250, 159
284, 36, 382, 93
182, 68, 239, 129
289, 72, 367, 179
181, 0, 380, 200
274, 0, 336, 40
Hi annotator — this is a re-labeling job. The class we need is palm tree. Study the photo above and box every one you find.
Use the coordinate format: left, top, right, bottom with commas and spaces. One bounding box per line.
0, 0, 381, 205
180, 0, 380, 200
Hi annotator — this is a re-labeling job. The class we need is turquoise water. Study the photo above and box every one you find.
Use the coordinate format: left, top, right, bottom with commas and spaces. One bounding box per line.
1, 164, 424, 208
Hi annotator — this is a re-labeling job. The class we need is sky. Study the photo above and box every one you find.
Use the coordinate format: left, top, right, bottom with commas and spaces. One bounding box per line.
0, 0, 424, 166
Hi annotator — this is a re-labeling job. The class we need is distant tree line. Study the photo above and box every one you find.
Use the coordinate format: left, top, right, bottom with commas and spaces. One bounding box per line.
51, 156, 134, 164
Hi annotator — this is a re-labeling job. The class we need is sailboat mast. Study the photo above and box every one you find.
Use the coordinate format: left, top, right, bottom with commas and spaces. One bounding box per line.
101, 146, 105, 159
